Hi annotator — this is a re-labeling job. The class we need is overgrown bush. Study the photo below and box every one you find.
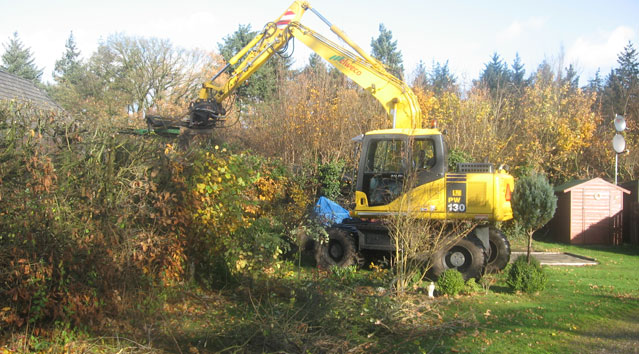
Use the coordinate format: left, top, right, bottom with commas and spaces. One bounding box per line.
437, 269, 465, 296
0, 99, 320, 328
0, 102, 188, 328
186, 147, 309, 287
507, 255, 548, 293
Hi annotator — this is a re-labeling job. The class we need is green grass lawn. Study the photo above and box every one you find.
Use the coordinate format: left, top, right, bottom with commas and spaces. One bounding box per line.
4, 242, 639, 353
435, 241, 639, 353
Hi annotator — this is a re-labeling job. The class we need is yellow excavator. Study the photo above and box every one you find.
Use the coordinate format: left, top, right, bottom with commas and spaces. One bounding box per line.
152, 1, 515, 279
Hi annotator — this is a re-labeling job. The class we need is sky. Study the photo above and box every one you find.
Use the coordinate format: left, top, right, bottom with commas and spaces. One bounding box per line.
1, 0, 638, 88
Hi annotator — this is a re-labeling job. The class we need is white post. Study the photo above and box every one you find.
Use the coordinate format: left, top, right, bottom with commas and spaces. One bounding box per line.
615, 153, 618, 185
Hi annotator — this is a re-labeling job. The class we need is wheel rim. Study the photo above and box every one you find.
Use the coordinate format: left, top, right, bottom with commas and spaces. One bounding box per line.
445, 246, 472, 271
328, 240, 344, 261
449, 251, 466, 267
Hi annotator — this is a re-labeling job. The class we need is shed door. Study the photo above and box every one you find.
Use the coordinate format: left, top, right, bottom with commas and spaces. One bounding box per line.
581, 189, 611, 244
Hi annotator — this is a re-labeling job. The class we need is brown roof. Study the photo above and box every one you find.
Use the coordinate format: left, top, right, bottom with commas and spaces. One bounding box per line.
555, 177, 630, 194
0, 69, 61, 110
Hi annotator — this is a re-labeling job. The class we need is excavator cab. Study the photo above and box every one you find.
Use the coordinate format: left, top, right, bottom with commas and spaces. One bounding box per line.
357, 129, 447, 207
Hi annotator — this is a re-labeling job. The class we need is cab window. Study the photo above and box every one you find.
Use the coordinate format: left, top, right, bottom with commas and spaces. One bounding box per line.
411, 138, 435, 171
367, 139, 405, 173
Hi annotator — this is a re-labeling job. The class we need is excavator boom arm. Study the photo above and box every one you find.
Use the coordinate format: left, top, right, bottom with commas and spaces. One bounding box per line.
197, 0, 422, 129
288, 23, 421, 129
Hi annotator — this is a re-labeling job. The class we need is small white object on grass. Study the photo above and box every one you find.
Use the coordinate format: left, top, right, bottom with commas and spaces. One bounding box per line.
428, 281, 435, 299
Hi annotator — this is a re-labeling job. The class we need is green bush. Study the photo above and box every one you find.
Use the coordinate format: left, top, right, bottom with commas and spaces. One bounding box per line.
330, 265, 358, 285
447, 148, 471, 172
463, 278, 482, 295
437, 269, 465, 296
317, 160, 345, 200
507, 256, 548, 293
500, 219, 529, 244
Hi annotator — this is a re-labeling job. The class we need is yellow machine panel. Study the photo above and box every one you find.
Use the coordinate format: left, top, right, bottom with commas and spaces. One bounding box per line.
353, 167, 514, 222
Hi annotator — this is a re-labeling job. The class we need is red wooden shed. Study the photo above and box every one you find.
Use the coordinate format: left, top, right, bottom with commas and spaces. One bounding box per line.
551, 178, 630, 245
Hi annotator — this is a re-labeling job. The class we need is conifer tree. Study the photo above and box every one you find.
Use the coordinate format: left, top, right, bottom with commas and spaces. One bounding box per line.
603, 41, 639, 121
1, 32, 43, 83
563, 64, 580, 91
411, 60, 428, 90
512, 173, 557, 263
54, 31, 82, 84
370, 24, 404, 80
429, 60, 457, 94
511, 53, 526, 89
478, 53, 510, 95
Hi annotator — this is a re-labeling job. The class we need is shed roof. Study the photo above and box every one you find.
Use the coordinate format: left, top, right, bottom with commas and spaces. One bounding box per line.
0, 69, 61, 110
555, 177, 630, 194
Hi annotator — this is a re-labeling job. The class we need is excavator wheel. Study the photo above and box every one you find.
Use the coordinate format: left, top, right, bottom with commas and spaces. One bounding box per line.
429, 237, 487, 281
485, 227, 511, 273
315, 228, 360, 269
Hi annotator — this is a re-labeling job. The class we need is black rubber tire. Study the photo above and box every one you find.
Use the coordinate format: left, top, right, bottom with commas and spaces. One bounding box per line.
485, 227, 511, 273
315, 228, 359, 269
429, 237, 487, 281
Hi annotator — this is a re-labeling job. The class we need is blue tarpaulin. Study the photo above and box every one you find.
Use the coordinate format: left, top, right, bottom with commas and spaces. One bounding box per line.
315, 196, 350, 225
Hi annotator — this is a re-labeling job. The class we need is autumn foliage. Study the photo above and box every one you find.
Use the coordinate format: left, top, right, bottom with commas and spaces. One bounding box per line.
186, 147, 310, 285
0, 102, 190, 328
0, 101, 310, 329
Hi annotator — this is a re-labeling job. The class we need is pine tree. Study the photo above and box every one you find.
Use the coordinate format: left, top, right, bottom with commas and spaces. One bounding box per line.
563, 64, 579, 91
54, 31, 82, 84
602, 41, 639, 121
615, 41, 639, 116
587, 69, 603, 93
616, 41, 639, 83
429, 60, 457, 94
586, 69, 603, 111
411, 60, 428, 90
307, 53, 327, 75
1, 32, 43, 83
511, 53, 526, 89
478, 53, 511, 95
370, 24, 404, 80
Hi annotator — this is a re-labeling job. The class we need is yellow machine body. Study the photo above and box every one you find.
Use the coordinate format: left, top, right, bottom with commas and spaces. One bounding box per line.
351, 129, 514, 222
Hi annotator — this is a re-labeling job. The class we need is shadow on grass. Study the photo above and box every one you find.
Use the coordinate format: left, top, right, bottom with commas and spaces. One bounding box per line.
574, 243, 639, 256
489, 284, 512, 294
569, 300, 639, 353
534, 238, 639, 257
